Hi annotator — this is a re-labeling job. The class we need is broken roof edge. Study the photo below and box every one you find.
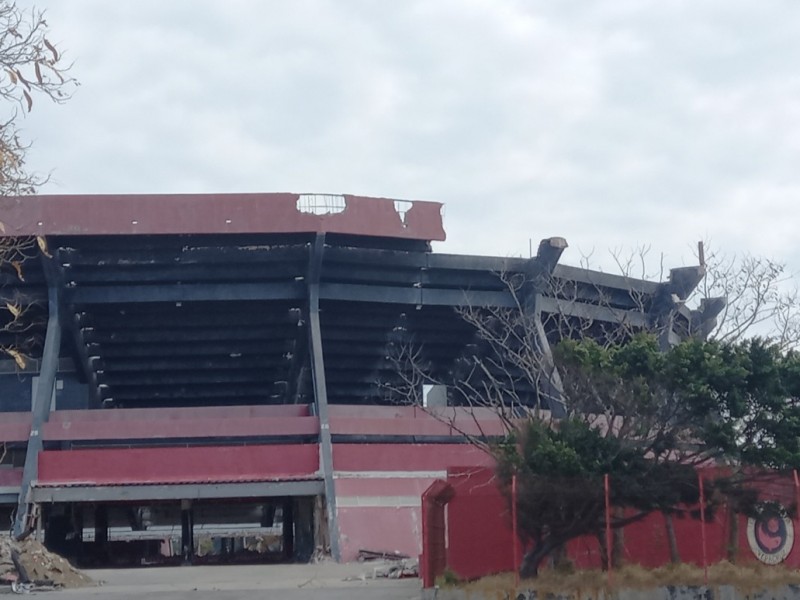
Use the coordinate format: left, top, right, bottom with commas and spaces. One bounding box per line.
0, 192, 446, 241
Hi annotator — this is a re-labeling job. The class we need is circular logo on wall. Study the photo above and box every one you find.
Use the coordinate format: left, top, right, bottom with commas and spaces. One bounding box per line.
747, 505, 794, 565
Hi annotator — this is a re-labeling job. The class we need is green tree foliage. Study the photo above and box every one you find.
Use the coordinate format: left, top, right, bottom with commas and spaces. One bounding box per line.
497, 335, 800, 577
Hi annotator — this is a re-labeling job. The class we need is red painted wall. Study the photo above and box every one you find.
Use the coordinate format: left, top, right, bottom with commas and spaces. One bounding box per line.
49, 405, 311, 421
0, 468, 22, 487
332, 443, 495, 561
38, 444, 319, 485
441, 467, 800, 580
338, 506, 423, 561
43, 415, 319, 441
446, 467, 516, 580
0, 420, 31, 443
333, 444, 494, 471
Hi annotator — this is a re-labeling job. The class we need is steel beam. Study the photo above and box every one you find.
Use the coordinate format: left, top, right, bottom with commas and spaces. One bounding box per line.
62, 262, 306, 284
102, 383, 275, 401
0, 289, 46, 305
306, 234, 341, 561
553, 263, 661, 295
84, 325, 298, 344
99, 355, 288, 372
14, 282, 61, 539
69, 281, 305, 304
81, 308, 300, 329
101, 369, 282, 387
94, 339, 292, 358
30, 480, 325, 503
537, 296, 649, 328
58, 242, 310, 265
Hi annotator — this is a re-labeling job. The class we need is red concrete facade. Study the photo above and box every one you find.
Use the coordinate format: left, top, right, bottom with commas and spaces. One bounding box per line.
0, 193, 446, 240
38, 444, 320, 486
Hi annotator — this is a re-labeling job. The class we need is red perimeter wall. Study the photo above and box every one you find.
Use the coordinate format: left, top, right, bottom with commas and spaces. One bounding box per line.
333, 443, 494, 561
440, 467, 800, 581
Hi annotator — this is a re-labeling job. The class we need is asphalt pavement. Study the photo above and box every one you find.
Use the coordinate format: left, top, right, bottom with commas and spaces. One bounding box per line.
55, 562, 422, 600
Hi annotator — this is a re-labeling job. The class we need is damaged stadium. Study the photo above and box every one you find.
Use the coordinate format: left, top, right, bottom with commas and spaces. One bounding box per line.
0, 193, 722, 566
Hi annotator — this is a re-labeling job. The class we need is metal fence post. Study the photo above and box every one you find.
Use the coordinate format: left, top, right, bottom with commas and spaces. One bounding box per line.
512, 474, 520, 586
698, 471, 708, 585
604, 473, 613, 586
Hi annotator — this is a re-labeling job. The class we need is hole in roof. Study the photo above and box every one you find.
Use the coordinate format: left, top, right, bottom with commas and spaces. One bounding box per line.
394, 200, 413, 227
296, 194, 346, 215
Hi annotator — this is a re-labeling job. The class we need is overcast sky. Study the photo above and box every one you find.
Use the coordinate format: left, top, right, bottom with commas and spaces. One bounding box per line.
19, 0, 800, 279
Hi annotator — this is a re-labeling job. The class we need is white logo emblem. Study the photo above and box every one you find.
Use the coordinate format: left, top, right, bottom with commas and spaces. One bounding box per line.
746, 505, 794, 565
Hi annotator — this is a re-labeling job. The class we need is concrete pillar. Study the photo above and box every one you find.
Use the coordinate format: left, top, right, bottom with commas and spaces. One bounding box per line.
294, 497, 315, 562
261, 503, 276, 527
283, 498, 295, 560
180, 500, 194, 564
94, 505, 108, 561
74, 504, 84, 563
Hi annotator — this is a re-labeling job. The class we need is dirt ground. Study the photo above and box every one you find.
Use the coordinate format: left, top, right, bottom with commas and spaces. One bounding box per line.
54, 562, 422, 600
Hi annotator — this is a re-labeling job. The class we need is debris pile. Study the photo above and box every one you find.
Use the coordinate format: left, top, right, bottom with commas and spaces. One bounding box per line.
0, 535, 92, 589
357, 548, 410, 562
374, 558, 419, 579
346, 550, 420, 581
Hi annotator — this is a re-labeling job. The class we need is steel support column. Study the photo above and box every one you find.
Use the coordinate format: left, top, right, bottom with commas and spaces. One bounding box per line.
14, 282, 61, 539
306, 234, 341, 561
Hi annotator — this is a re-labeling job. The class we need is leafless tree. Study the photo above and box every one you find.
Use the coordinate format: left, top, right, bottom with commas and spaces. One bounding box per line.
691, 243, 800, 349
604, 242, 800, 348
0, 2, 75, 367
0, 2, 76, 195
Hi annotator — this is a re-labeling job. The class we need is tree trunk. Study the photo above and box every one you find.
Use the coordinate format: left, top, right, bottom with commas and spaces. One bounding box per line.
597, 531, 608, 571
612, 507, 625, 568
520, 540, 556, 578
551, 543, 569, 570
727, 506, 739, 563
664, 513, 680, 564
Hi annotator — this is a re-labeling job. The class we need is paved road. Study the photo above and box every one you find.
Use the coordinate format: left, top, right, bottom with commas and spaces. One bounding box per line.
56, 563, 422, 600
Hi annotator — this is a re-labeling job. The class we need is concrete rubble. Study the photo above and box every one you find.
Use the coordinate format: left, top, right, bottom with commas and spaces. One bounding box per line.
375, 558, 419, 579
0, 535, 92, 590
345, 557, 420, 582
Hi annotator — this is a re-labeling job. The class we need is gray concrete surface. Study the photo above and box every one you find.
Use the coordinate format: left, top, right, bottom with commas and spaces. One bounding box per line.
54, 563, 422, 600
